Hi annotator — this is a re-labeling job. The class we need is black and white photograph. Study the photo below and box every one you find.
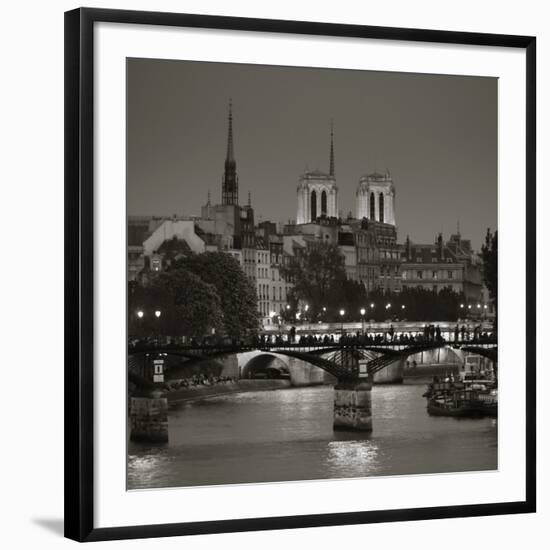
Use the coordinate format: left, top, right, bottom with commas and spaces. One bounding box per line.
126, 59, 499, 490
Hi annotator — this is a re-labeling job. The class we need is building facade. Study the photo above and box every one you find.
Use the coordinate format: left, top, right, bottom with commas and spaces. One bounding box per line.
356, 171, 396, 225
296, 126, 338, 224
400, 233, 483, 302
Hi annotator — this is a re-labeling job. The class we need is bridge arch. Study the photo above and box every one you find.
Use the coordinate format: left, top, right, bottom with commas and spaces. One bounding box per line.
240, 353, 290, 379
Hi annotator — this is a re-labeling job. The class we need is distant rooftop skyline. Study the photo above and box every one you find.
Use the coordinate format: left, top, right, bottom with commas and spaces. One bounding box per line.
127, 58, 497, 250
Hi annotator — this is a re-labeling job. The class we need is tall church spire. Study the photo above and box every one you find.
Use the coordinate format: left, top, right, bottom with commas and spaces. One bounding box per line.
226, 99, 234, 162
222, 99, 238, 205
329, 120, 335, 177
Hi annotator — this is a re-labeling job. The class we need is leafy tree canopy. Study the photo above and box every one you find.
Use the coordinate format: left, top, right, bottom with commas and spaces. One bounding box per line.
280, 242, 347, 318
171, 252, 259, 340
129, 269, 223, 338
480, 229, 497, 306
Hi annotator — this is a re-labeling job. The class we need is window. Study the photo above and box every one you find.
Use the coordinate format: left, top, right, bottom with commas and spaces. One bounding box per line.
321, 190, 327, 215
379, 193, 384, 223
432, 270, 437, 279
310, 190, 317, 221
370, 192, 375, 220
448, 270, 453, 279
417, 270, 423, 279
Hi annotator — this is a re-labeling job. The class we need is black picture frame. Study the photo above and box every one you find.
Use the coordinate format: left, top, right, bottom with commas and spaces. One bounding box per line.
65, 7, 537, 542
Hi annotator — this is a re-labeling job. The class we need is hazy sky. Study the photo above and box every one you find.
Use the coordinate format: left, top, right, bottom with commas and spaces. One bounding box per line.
127, 58, 497, 250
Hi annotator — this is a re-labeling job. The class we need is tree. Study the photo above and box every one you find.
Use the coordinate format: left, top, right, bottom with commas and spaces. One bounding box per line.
128, 270, 223, 339
280, 242, 347, 318
171, 252, 259, 340
480, 228, 498, 322
365, 286, 464, 322
151, 270, 223, 338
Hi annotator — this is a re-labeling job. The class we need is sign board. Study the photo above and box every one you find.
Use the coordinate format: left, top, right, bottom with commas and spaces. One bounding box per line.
153, 358, 164, 382
358, 360, 369, 378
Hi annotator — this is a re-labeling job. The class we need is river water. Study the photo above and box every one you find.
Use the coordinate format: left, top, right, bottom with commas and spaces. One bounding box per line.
128, 385, 497, 489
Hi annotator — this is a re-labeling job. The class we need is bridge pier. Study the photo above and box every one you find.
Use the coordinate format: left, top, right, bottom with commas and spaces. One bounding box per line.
332, 348, 373, 431
129, 391, 168, 443
333, 380, 373, 431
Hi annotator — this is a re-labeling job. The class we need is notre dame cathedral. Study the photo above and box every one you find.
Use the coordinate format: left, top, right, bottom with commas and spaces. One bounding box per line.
295, 125, 396, 227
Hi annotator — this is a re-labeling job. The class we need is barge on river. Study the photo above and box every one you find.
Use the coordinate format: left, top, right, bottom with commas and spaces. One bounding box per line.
423, 355, 497, 418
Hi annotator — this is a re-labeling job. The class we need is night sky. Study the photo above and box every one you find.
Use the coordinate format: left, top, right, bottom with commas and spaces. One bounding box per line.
127, 58, 497, 250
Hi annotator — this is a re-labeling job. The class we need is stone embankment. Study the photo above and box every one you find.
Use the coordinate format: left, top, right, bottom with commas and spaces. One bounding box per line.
165, 379, 292, 405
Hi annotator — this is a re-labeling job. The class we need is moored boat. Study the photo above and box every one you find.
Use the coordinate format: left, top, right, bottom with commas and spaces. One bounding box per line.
424, 355, 497, 418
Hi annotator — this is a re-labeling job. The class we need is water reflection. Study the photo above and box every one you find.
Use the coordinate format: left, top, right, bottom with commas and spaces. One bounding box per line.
128, 385, 497, 490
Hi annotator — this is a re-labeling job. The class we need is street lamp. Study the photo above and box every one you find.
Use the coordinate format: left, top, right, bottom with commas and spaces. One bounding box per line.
137, 310, 144, 318
360, 307, 366, 335
155, 309, 161, 343
339, 308, 345, 336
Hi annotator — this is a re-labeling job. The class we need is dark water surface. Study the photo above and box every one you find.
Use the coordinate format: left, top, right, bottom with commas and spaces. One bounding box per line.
128, 385, 497, 489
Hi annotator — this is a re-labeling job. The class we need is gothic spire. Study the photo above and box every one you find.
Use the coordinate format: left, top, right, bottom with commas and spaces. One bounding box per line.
329, 120, 335, 177
222, 99, 238, 206
226, 98, 234, 163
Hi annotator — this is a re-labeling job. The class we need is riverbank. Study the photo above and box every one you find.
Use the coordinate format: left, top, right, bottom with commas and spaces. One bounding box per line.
166, 379, 292, 405
403, 363, 460, 384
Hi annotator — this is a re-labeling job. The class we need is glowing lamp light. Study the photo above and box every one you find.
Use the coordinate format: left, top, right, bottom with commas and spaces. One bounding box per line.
477, 304, 481, 309
136, 310, 144, 318
360, 308, 366, 316
370, 303, 375, 308
460, 304, 464, 308
385, 303, 391, 309
468, 305, 472, 309
484, 304, 488, 309
401, 305, 406, 310
304, 304, 309, 312
339, 309, 345, 317
322, 306, 327, 312
154, 310, 161, 318
286, 304, 291, 310
269, 311, 276, 318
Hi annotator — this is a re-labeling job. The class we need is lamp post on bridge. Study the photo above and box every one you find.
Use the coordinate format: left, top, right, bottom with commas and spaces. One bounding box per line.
339, 308, 345, 338
360, 308, 366, 335
369, 303, 375, 334
130, 308, 168, 444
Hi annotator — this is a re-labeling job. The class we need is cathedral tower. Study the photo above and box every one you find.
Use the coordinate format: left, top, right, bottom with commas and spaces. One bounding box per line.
356, 170, 396, 225
222, 100, 238, 205
296, 124, 338, 224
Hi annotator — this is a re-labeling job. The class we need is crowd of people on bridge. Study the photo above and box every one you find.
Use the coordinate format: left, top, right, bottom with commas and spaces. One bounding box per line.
128, 322, 494, 351
253, 323, 494, 347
